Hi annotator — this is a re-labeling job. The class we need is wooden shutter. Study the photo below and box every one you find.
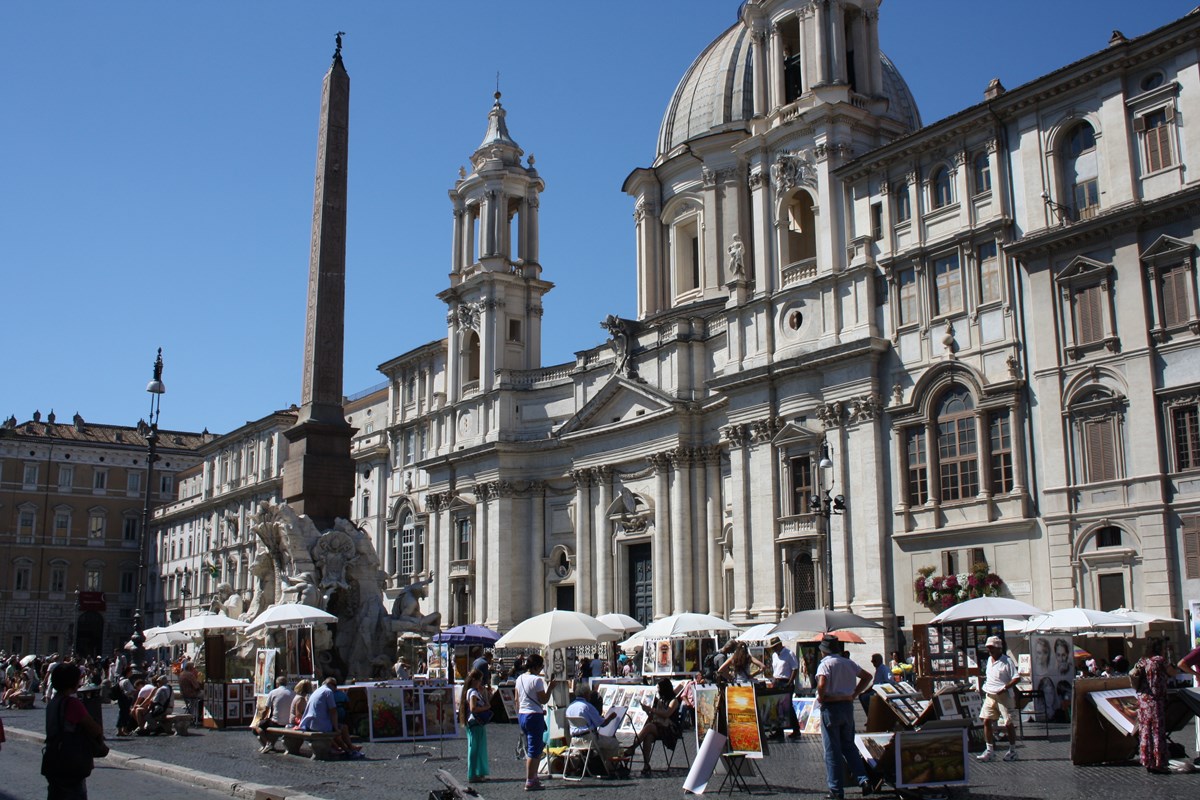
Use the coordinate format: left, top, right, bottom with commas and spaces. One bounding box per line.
1076, 284, 1103, 344
1162, 266, 1190, 328
1183, 516, 1200, 581
1084, 418, 1117, 482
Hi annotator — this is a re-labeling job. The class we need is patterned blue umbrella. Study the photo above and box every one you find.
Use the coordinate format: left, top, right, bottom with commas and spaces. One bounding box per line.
431, 624, 501, 646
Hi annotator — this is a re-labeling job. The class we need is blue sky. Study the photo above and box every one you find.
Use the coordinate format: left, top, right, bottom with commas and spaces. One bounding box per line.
3, 0, 1194, 435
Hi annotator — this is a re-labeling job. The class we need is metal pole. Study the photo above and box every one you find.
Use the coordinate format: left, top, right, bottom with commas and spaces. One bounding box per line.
132, 349, 165, 670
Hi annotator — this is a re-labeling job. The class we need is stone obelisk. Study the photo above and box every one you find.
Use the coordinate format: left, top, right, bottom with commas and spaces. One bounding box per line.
283, 34, 355, 531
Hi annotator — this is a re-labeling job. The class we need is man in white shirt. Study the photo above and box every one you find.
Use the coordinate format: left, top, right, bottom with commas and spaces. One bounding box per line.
565, 689, 620, 763
256, 678, 295, 752
977, 636, 1019, 762
815, 636, 873, 799
766, 636, 801, 740
514, 653, 557, 791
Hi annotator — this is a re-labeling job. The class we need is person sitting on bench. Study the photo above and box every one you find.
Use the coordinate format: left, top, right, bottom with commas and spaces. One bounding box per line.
139, 676, 174, 734
255, 678, 295, 753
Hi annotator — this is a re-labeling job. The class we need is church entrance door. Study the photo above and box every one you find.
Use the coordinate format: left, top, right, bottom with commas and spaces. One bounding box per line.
627, 543, 652, 626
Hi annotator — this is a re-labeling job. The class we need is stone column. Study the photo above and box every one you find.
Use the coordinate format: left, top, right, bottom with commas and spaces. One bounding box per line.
690, 450, 708, 613
595, 467, 613, 615
529, 482, 546, 617
489, 481, 514, 628
768, 24, 784, 110
526, 193, 540, 267
474, 483, 489, 625
431, 494, 448, 615
705, 446, 724, 615
669, 448, 692, 614
721, 425, 751, 619
829, 0, 846, 85
650, 453, 672, 619
572, 469, 593, 613
746, 419, 780, 617
813, 0, 829, 86
451, 203, 465, 275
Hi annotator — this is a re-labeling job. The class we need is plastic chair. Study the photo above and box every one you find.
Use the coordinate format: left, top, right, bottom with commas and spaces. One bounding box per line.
560, 713, 601, 781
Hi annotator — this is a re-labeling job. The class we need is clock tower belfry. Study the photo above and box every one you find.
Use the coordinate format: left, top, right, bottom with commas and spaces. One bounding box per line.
440, 93, 552, 401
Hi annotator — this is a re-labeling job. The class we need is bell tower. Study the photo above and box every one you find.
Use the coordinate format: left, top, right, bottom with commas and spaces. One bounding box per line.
440, 93, 553, 401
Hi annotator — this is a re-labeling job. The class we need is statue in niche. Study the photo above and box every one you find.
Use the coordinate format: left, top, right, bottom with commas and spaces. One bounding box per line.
601, 314, 638, 379
282, 571, 322, 608
391, 576, 441, 634
210, 582, 244, 617
727, 234, 746, 278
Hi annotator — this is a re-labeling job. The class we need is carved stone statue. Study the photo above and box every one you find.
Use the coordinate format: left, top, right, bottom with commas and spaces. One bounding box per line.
601, 314, 638, 379
250, 502, 291, 592
240, 550, 276, 621
391, 576, 441, 634
727, 234, 745, 278
313, 528, 357, 606
210, 582, 245, 617
282, 571, 322, 608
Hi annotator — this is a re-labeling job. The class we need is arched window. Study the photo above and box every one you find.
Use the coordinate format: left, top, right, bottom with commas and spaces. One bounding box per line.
931, 167, 953, 209
400, 511, 417, 576
784, 192, 817, 268
972, 152, 991, 195
462, 330, 481, 394
936, 389, 978, 502
1063, 122, 1099, 220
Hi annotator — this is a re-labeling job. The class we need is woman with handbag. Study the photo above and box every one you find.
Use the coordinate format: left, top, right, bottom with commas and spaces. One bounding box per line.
42, 662, 107, 800
459, 668, 492, 783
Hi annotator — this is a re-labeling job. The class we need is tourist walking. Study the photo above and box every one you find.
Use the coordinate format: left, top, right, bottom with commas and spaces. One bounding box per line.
42, 662, 107, 800
815, 636, 872, 799
514, 653, 556, 791
976, 636, 1019, 762
1130, 639, 1178, 773
461, 668, 492, 783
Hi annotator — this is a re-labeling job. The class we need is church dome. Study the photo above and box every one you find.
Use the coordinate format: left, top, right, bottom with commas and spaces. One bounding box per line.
656, 22, 921, 159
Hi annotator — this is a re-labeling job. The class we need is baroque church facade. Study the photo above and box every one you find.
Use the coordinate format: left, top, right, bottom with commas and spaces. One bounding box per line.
365, 0, 1200, 652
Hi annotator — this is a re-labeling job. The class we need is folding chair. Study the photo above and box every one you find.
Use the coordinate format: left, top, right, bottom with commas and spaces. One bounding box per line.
560, 713, 602, 781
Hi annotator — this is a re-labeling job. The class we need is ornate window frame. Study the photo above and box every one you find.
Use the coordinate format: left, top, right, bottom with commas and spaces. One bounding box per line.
1142, 235, 1199, 341
1054, 255, 1118, 359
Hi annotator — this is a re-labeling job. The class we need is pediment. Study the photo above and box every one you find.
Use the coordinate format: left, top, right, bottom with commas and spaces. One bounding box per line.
771, 420, 823, 446
556, 376, 674, 436
1055, 255, 1110, 284
1142, 234, 1193, 263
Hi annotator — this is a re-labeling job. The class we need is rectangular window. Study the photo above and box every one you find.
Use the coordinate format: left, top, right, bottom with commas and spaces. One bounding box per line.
58, 466, 73, 490
85, 569, 102, 591
404, 430, 416, 465
898, 268, 918, 325
972, 152, 992, 195
977, 242, 1001, 304
508, 318, 523, 343
933, 254, 963, 316
906, 428, 929, 505
942, 550, 960, 577
895, 185, 911, 223
938, 416, 979, 501
1173, 405, 1200, 471
1161, 264, 1191, 329
1184, 516, 1200, 580
870, 202, 883, 241
93, 469, 107, 490
160, 474, 173, 497
1097, 573, 1126, 612
1074, 284, 1105, 345
55, 512, 70, 541
456, 518, 472, 561
128, 470, 141, 494
120, 571, 136, 595
88, 515, 105, 540
419, 426, 428, 460
1139, 108, 1175, 173
790, 455, 813, 516
23, 464, 38, 486
1073, 179, 1100, 220
18, 510, 36, 539
14, 565, 32, 592
50, 566, 66, 593
401, 527, 415, 576
416, 526, 426, 574
123, 517, 139, 542
1083, 417, 1118, 482
989, 411, 1014, 494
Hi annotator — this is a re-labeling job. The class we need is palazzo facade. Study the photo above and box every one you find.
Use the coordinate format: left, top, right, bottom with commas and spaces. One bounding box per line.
363, 1, 1200, 653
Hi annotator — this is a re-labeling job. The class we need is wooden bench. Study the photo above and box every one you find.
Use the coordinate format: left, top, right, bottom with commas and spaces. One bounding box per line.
263, 727, 340, 761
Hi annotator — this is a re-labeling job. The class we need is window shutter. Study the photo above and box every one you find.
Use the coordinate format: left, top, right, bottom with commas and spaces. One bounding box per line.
1165, 106, 1176, 123
1134, 115, 1147, 133
1084, 418, 1117, 482
1183, 516, 1200, 580
1147, 123, 1163, 171
1076, 284, 1103, 344
1162, 266, 1189, 328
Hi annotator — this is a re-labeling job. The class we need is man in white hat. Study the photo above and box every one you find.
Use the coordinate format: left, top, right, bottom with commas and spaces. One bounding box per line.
766, 636, 800, 740
815, 636, 873, 798
977, 635, 1019, 762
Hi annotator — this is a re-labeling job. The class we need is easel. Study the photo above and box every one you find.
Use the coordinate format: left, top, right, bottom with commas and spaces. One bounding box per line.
423, 686, 459, 763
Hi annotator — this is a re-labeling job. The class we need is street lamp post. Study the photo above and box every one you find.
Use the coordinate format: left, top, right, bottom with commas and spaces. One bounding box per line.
131, 348, 166, 669
809, 442, 846, 610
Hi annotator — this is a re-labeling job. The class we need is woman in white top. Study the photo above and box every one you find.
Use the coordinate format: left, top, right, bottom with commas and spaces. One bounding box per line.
514, 653, 557, 791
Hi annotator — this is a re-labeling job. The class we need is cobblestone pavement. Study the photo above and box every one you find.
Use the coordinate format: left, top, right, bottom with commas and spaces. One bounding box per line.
4, 703, 1200, 799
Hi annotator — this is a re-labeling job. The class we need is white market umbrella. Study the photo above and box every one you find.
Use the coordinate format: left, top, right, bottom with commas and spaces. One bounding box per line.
164, 612, 249, 635
736, 623, 781, 642
619, 630, 648, 651
1110, 608, 1182, 624
20, 654, 37, 666
495, 610, 620, 649
930, 597, 1045, 623
245, 603, 337, 634
640, 612, 741, 639
772, 608, 884, 635
143, 631, 190, 648
597, 613, 645, 634
1020, 606, 1133, 634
